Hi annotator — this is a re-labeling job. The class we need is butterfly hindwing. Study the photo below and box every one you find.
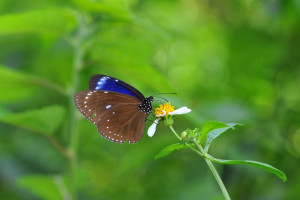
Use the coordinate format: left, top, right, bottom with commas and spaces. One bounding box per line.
74, 90, 148, 143
97, 104, 148, 143
89, 75, 145, 100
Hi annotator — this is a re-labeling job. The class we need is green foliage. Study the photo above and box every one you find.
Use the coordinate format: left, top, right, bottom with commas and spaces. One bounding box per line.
155, 121, 286, 186
206, 154, 287, 182
155, 143, 187, 159
0, 65, 65, 103
0, 105, 65, 135
180, 122, 240, 151
72, 0, 130, 20
18, 175, 66, 200
0, 65, 39, 103
0, 9, 75, 35
199, 121, 229, 144
203, 122, 241, 152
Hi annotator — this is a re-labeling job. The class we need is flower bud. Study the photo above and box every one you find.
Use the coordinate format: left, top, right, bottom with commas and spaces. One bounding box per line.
181, 131, 188, 140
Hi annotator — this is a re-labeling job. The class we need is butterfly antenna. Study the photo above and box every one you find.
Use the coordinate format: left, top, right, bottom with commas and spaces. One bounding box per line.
153, 99, 163, 104
153, 96, 168, 102
152, 92, 177, 96
151, 110, 156, 118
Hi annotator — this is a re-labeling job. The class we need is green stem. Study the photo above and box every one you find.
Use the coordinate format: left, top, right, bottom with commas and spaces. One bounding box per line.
68, 14, 87, 200
46, 135, 71, 159
30, 77, 67, 97
169, 125, 181, 140
169, 126, 202, 156
168, 125, 230, 200
193, 139, 231, 200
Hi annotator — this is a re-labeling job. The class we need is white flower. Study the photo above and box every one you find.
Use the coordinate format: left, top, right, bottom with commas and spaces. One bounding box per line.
164, 106, 191, 116
147, 119, 160, 137
147, 102, 191, 137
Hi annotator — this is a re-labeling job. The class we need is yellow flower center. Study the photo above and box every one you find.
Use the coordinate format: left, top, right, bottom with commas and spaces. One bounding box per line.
155, 102, 175, 117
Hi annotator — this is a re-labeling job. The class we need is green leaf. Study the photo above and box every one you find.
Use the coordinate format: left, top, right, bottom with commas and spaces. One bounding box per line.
73, 0, 130, 20
0, 9, 75, 35
0, 66, 39, 103
0, 107, 12, 118
203, 122, 240, 152
0, 66, 65, 103
18, 175, 69, 200
0, 105, 66, 135
206, 154, 287, 182
199, 121, 228, 144
155, 143, 187, 159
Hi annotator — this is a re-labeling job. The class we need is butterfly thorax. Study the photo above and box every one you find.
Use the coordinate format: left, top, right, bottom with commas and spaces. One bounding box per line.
138, 96, 153, 114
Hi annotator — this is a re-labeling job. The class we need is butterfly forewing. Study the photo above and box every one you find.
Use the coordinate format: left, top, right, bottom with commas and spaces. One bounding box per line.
89, 75, 145, 100
74, 90, 148, 143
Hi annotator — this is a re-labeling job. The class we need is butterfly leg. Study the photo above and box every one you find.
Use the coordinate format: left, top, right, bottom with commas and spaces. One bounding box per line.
146, 118, 159, 124
151, 111, 156, 118
145, 111, 156, 122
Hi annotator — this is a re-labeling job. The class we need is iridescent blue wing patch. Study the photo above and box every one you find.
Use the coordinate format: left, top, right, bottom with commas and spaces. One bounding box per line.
89, 75, 144, 100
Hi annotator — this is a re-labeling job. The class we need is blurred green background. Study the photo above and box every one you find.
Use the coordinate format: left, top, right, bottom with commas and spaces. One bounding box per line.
0, 0, 299, 199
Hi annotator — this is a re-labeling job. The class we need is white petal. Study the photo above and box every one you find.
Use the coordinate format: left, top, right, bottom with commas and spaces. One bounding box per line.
147, 119, 160, 137
169, 106, 191, 115
156, 110, 166, 117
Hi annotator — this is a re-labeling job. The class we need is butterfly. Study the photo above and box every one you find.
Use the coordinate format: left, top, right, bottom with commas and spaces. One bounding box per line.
74, 74, 153, 144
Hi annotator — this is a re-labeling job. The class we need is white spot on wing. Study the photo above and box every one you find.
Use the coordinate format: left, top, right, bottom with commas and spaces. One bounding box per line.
106, 105, 111, 109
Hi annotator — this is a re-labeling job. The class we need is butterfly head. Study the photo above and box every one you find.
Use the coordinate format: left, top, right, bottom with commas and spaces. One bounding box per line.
138, 96, 153, 114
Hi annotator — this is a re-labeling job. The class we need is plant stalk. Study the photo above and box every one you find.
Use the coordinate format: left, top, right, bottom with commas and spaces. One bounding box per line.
168, 125, 230, 200
68, 14, 86, 200
193, 139, 231, 200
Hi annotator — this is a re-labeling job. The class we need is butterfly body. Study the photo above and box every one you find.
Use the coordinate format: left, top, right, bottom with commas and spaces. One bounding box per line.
74, 75, 153, 143
138, 96, 153, 114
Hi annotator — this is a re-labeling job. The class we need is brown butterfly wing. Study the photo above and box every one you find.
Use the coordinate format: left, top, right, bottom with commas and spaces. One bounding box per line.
98, 107, 148, 143
74, 90, 148, 143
